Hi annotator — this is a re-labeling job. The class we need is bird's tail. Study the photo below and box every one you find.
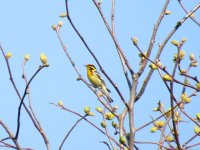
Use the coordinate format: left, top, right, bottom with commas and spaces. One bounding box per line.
100, 85, 113, 103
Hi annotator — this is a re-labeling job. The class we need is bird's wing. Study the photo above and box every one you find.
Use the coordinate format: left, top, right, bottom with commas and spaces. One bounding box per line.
95, 70, 106, 85
95, 70, 111, 93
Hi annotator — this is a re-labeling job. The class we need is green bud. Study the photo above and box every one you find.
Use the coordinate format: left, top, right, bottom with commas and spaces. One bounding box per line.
84, 107, 90, 114
181, 37, 187, 43
58, 100, 63, 107
52, 25, 57, 31
194, 126, 200, 135
196, 82, 200, 89
171, 40, 179, 46
196, 113, 200, 122
166, 136, 174, 142
189, 53, 195, 60
149, 63, 158, 70
119, 136, 126, 145
58, 21, 63, 27
162, 74, 173, 81
101, 121, 106, 128
59, 12, 67, 18
153, 107, 159, 111
105, 112, 115, 120
132, 37, 138, 45
95, 106, 103, 113
150, 126, 158, 133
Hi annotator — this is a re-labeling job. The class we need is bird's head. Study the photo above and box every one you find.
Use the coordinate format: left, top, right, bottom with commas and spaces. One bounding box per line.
85, 64, 96, 71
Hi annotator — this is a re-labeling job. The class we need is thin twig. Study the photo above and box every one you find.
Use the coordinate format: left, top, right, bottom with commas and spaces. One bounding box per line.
169, 44, 182, 149
0, 119, 21, 150
110, 0, 132, 89
100, 141, 112, 150
137, 0, 170, 77
15, 65, 47, 139
59, 115, 87, 150
185, 142, 200, 149
92, 0, 134, 77
178, 0, 200, 26
21, 60, 50, 150
182, 134, 198, 148
134, 141, 169, 150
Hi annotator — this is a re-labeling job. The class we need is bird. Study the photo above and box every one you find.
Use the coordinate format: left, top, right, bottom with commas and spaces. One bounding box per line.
85, 64, 113, 103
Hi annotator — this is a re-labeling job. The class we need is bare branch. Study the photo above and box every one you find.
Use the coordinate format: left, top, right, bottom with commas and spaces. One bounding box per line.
59, 115, 87, 150
0, 119, 21, 150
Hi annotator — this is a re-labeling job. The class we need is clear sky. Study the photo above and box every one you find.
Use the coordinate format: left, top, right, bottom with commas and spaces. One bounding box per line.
0, 0, 200, 150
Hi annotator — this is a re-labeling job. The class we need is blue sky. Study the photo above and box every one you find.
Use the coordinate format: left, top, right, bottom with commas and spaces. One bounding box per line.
0, 0, 200, 150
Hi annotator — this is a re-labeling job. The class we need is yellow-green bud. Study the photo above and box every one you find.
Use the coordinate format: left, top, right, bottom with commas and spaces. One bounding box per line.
84, 106, 90, 114
191, 62, 198, 67
112, 121, 116, 128
154, 121, 165, 128
112, 121, 119, 129
105, 112, 115, 120
40, 53, 48, 65
165, 10, 171, 15
149, 63, 157, 70
181, 37, 187, 43
194, 126, 200, 135
24, 54, 30, 61
173, 54, 178, 62
179, 50, 186, 59
52, 25, 57, 31
181, 93, 191, 103
97, 0, 102, 5
150, 126, 158, 133
101, 121, 106, 128
171, 40, 179, 46
166, 136, 174, 142
58, 21, 63, 27
95, 106, 103, 113
132, 37, 138, 45
196, 82, 200, 89
59, 13, 67, 18
58, 100, 63, 107
5, 52, 12, 59
119, 136, 126, 145
190, 53, 195, 60
196, 113, 200, 122
153, 107, 159, 111
162, 74, 173, 81
184, 79, 189, 85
